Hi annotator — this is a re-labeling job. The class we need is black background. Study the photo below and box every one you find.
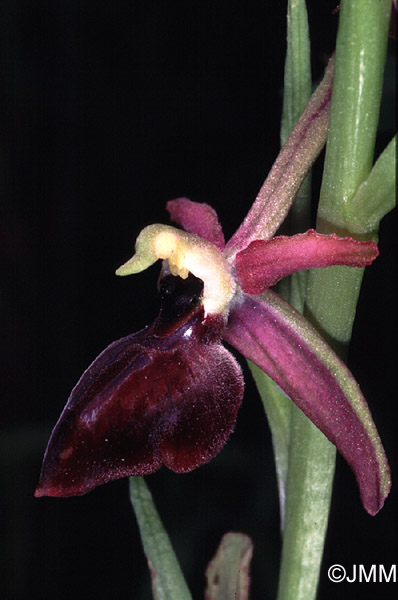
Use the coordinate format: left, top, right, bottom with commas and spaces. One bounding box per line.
1, 1, 396, 599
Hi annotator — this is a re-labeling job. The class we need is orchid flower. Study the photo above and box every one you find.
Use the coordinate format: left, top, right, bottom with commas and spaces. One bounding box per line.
35, 59, 390, 517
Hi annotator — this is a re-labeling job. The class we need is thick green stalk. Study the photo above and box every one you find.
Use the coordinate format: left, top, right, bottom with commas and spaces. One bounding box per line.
305, 0, 391, 349
276, 415, 335, 600
129, 477, 192, 600
277, 2, 391, 600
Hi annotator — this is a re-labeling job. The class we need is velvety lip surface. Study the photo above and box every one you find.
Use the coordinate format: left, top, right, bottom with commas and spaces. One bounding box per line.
35, 275, 244, 497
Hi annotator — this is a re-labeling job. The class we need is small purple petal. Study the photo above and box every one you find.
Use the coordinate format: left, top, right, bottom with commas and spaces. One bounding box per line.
35, 276, 243, 497
224, 291, 391, 515
166, 197, 225, 250
235, 229, 379, 294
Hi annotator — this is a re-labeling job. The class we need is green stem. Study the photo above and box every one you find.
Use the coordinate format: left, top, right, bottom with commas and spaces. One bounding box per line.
277, 1, 391, 599
305, 0, 391, 350
277, 414, 335, 600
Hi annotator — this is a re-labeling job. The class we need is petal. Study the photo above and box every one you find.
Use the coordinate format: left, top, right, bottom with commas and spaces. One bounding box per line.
35, 275, 243, 497
224, 56, 334, 259
224, 291, 391, 515
166, 197, 225, 250
235, 229, 379, 294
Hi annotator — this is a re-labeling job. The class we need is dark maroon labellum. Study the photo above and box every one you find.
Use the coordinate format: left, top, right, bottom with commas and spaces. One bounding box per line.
35, 275, 244, 497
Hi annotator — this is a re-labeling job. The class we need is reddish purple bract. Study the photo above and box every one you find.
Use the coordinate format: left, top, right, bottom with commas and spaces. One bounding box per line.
35, 275, 244, 497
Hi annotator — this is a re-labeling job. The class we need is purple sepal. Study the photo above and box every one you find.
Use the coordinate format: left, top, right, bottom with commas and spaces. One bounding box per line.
224, 57, 334, 258
35, 276, 243, 497
235, 230, 379, 294
224, 291, 391, 515
166, 197, 225, 250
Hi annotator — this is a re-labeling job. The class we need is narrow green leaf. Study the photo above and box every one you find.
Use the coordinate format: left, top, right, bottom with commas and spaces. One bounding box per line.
348, 135, 397, 235
280, 0, 312, 301
281, 0, 311, 146
248, 362, 292, 528
129, 477, 192, 600
205, 533, 253, 600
